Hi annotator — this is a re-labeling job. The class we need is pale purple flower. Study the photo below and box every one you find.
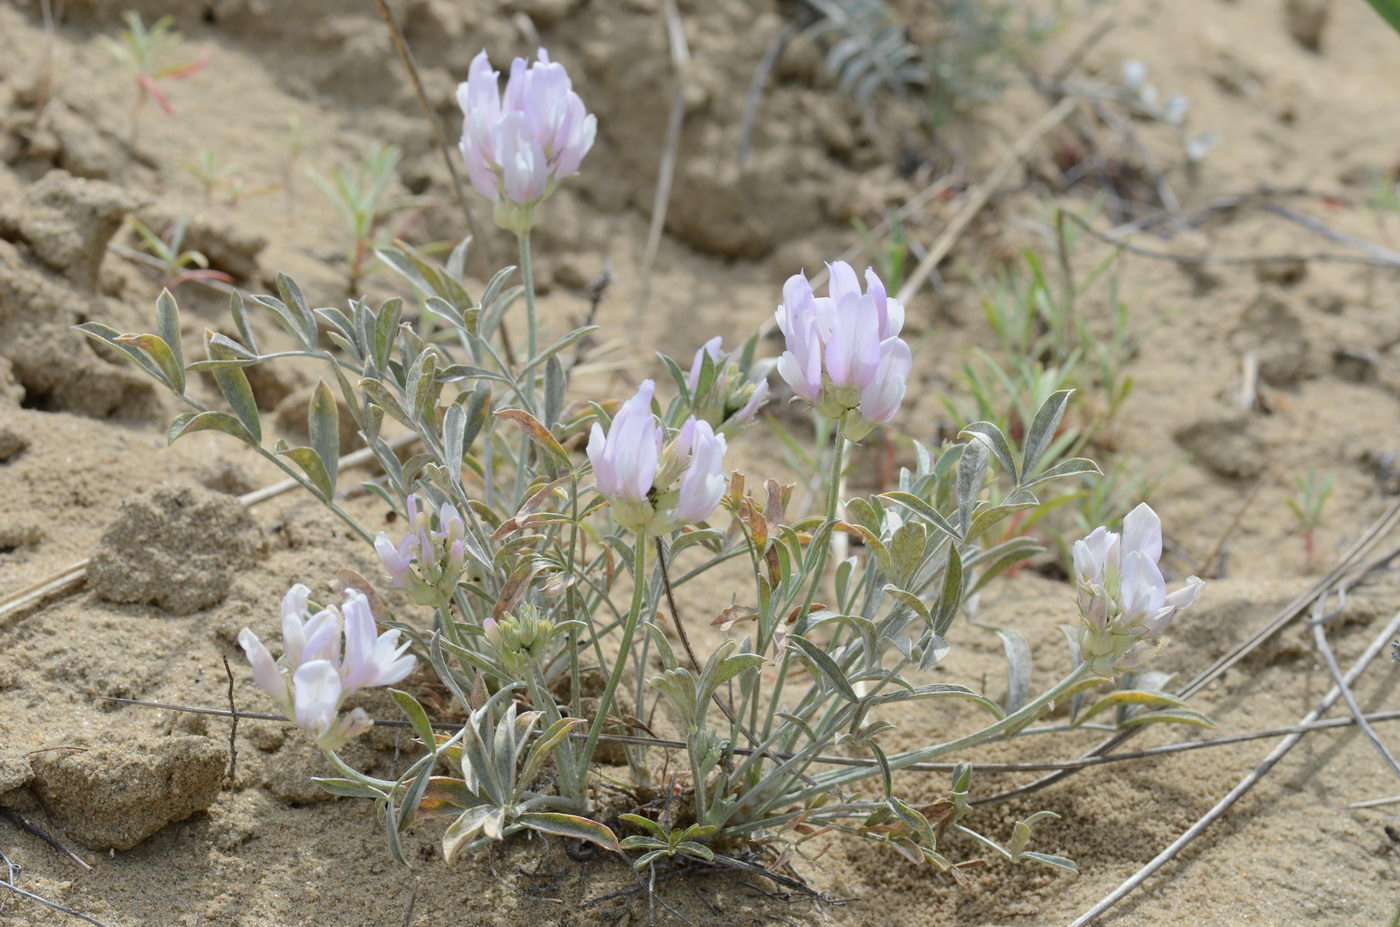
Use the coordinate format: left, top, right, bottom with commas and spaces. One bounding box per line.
457, 49, 596, 232
587, 380, 662, 504
292, 660, 342, 738
340, 590, 416, 691
588, 382, 729, 533
733, 379, 768, 424
671, 419, 728, 524
1072, 503, 1204, 673
239, 585, 418, 750
774, 262, 909, 435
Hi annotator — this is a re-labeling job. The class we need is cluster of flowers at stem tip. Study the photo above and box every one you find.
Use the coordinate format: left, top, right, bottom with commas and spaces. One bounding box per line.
239, 585, 416, 750
588, 379, 728, 535
685, 337, 769, 434
1072, 503, 1204, 675
457, 48, 596, 235
374, 494, 468, 609
775, 261, 911, 441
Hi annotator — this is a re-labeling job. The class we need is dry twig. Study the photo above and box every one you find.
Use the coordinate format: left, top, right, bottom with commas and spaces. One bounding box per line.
897, 95, 1078, 304
636, 0, 691, 323
977, 500, 1400, 806
372, 0, 482, 259
1068, 607, 1400, 926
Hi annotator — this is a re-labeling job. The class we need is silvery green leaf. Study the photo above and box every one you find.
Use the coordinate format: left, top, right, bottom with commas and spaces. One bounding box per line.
1022, 456, 1101, 487
1003, 487, 1039, 507
965, 501, 1034, 544
834, 556, 856, 611
373, 298, 402, 371
390, 688, 436, 745
978, 623, 1031, 713
873, 683, 1004, 720
962, 421, 1017, 483
311, 777, 389, 800
966, 537, 1043, 596
462, 380, 491, 448
933, 545, 962, 635
447, 236, 471, 282
155, 288, 183, 375
645, 622, 680, 672
441, 804, 498, 863
880, 491, 962, 542
394, 749, 439, 833
1076, 689, 1190, 726
657, 353, 690, 409
518, 717, 585, 790
229, 289, 258, 355
888, 521, 927, 585
955, 437, 988, 533
443, 401, 466, 482
406, 349, 438, 421
376, 246, 434, 297
249, 294, 305, 346
788, 635, 856, 702
1019, 851, 1077, 872
167, 410, 255, 446
1020, 389, 1072, 480
205, 336, 261, 443
1118, 708, 1215, 729
275, 272, 317, 344
517, 326, 599, 379
871, 741, 893, 798
74, 322, 166, 383
308, 380, 340, 491
359, 377, 412, 427
708, 652, 763, 692
543, 355, 564, 430
115, 333, 183, 394
883, 585, 931, 627
919, 633, 950, 669
518, 814, 620, 853
278, 445, 334, 499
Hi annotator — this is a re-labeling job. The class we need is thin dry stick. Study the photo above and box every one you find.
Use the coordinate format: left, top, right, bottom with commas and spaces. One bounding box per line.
0, 433, 419, 624
371, 0, 481, 258
0, 808, 90, 872
96, 696, 1400, 774
1068, 607, 1400, 927
977, 501, 1400, 806
1350, 794, 1400, 809
1309, 594, 1400, 783
737, 19, 801, 166
896, 95, 1078, 304
635, 0, 690, 324
0, 876, 115, 927
222, 655, 238, 784
1062, 208, 1400, 269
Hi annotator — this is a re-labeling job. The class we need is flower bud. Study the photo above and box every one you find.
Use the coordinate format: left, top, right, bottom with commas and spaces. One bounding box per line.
375, 494, 472, 608
684, 336, 771, 434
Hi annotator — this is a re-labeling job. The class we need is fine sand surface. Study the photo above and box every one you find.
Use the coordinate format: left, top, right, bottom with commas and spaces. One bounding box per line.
1, 0, 1399, 924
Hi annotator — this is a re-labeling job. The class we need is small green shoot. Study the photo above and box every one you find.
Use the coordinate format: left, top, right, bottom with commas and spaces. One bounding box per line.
1287, 469, 1334, 571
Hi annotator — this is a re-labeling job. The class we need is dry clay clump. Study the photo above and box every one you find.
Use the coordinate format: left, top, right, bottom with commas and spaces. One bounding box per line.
29, 735, 226, 851
88, 483, 267, 615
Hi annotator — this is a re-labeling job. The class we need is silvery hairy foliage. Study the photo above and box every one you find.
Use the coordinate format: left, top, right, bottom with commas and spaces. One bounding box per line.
80, 46, 1205, 881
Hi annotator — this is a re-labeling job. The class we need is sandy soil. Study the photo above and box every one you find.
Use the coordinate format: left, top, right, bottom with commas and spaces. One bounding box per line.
1, 0, 1399, 924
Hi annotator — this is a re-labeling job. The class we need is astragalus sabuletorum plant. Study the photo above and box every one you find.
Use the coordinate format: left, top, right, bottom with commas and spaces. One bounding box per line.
81, 47, 1207, 879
